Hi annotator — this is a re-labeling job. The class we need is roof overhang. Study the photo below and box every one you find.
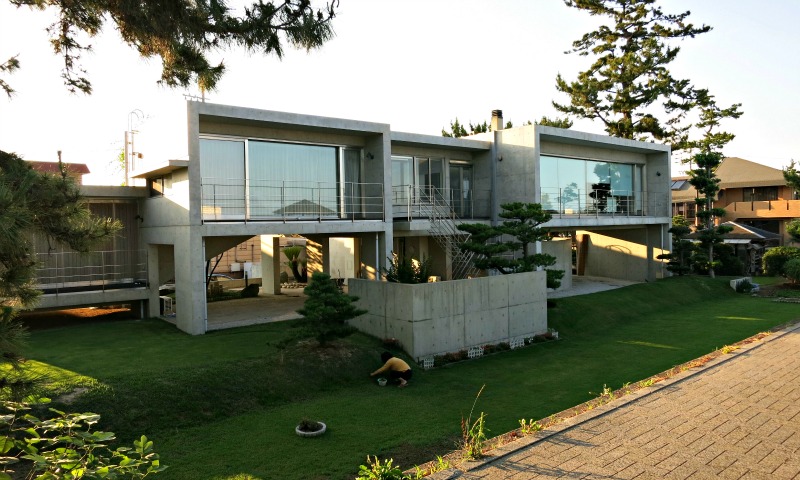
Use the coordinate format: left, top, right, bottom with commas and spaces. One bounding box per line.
132, 159, 189, 179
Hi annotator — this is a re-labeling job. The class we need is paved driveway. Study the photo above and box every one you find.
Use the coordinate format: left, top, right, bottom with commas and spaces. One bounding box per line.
435, 322, 800, 479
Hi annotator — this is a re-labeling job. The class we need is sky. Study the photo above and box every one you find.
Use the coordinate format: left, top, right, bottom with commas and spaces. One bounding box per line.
1, 0, 798, 185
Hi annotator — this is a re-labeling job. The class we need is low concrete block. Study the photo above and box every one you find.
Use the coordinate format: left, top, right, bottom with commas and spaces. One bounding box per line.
348, 272, 547, 360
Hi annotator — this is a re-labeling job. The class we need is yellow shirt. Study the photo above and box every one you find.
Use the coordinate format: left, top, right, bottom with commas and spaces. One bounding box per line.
371, 357, 411, 376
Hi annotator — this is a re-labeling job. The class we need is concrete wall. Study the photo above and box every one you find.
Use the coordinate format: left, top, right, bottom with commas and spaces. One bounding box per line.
541, 237, 573, 291
495, 126, 538, 205
348, 271, 547, 360
577, 226, 668, 281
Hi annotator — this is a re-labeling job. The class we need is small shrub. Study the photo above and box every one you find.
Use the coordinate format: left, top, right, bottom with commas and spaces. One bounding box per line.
279, 271, 289, 284
460, 386, 488, 461
356, 456, 407, 480
382, 252, 432, 284
297, 418, 323, 432
0, 398, 166, 479
240, 283, 260, 298
519, 418, 542, 435
410, 456, 451, 479
297, 272, 367, 346
735, 279, 753, 293
762, 246, 800, 276
787, 218, 800, 243
785, 258, 800, 284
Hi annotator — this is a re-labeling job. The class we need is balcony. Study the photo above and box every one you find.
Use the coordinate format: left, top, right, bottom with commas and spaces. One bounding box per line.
35, 249, 148, 294
723, 199, 800, 220
201, 179, 385, 222
540, 187, 669, 218
391, 185, 491, 221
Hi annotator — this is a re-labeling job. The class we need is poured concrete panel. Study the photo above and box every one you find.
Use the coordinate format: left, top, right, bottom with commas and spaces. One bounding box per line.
349, 271, 547, 360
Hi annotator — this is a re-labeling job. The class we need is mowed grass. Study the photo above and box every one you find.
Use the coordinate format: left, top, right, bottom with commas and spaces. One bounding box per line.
21, 276, 800, 480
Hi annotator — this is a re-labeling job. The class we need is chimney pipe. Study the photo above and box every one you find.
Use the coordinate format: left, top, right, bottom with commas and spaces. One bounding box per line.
491, 109, 504, 131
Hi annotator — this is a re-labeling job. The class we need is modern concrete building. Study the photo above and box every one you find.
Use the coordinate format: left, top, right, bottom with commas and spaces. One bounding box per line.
34, 101, 672, 336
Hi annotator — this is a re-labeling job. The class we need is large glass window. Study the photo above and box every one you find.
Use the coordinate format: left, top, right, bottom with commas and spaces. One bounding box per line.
248, 141, 338, 218
392, 156, 413, 205
200, 138, 246, 218
743, 187, 778, 202
540, 155, 638, 214
200, 137, 361, 220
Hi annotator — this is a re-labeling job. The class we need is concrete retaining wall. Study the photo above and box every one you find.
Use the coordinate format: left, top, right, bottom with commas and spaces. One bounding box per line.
348, 271, 548, 360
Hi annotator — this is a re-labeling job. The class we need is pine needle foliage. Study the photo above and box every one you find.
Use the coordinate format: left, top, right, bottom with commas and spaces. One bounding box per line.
0, 151, 121, 308
3, 0, 338, 95
297, 272, 366, 346
554, 0, 741, 151
687, 151, 731, 278
458, 203, 564, 288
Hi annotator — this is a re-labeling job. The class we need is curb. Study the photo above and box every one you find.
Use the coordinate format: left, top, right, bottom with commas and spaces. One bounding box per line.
427, 320, 800, 479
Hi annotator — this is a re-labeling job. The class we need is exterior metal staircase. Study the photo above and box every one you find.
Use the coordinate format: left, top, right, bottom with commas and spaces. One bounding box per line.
419, 187, 479, 280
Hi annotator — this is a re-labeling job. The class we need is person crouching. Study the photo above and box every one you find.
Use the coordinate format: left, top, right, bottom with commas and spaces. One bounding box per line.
370, 351, 412, 388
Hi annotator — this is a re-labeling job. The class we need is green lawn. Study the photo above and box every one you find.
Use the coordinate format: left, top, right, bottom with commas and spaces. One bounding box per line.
21, 276, 800, 479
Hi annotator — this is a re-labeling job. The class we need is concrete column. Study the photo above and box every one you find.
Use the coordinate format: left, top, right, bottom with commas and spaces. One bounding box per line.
173, 229, 207, 335
146, 244, 161, 318
360, 233, 380, 280
353, 236, 362, 279
260, 235, 281, 294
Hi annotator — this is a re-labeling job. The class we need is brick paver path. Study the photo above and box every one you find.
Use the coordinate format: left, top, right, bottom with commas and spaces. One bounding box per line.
451, 324, 800, 479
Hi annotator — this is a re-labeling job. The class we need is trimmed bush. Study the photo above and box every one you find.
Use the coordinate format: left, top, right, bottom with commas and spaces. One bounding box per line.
240, 284, 260, 298
785, 258, 800, 284
762, 246, 800, 276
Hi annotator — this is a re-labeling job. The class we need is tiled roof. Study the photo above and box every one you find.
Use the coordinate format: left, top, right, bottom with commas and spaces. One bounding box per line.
715, 157, 786, 188
687, 221, 781, 242
671, 157, 789, 201
28, 161, 91, 175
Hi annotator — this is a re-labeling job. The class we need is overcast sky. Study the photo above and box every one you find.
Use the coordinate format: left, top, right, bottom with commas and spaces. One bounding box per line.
1, 0, 798, 184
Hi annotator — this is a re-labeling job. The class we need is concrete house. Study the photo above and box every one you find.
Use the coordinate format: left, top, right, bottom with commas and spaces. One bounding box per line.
33, 101, 672, 338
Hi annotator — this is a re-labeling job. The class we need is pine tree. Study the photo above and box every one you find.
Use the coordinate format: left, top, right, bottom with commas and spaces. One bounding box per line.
687, 151, 731, 278
0, 151, 121, 308
657, 216, 692, 275
1, 150, 121, 397
458, 203, 564, 288
784, 160, 800, 198
554, 0, 741, 151
2, 0, 338, 96
297, 272, 366, 346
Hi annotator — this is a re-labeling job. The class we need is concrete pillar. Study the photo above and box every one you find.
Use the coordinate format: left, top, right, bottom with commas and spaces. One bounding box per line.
260, 235, 281, 294
173, 230, 207, 335
353, 236, 362, 279
146, 244, 161, 318
360, 233, 380, 280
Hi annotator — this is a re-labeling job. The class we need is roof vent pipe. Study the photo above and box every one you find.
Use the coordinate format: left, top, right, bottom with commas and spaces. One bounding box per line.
491, 109, 504, 131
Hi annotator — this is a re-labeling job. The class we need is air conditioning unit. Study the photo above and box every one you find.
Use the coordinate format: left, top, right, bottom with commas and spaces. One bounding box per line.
230, 262, 241, 272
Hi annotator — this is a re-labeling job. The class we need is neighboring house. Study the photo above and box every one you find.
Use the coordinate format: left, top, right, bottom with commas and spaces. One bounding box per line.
33, 101, 672, 335
672, 157, 800, 246
686, 221, 781, 275
28, 160, 91, 185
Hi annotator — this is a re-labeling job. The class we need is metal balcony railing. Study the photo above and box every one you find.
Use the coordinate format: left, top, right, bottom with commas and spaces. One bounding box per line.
540, 187, 669, 218
392, 185, 480, 280
35, 249, 148, 294
201, 179, 385, 222
391, 185, 491, 221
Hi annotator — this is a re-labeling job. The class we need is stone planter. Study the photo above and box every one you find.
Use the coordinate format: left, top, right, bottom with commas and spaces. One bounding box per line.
295, 421, 326, 438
